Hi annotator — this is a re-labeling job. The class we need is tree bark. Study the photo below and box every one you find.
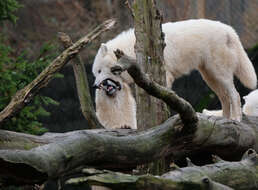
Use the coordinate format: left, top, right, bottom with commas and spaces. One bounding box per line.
0, 19, 116, 127
66, 169, 234, 190
66, 149, 258, 190
129, 0, 169, 130
0, 114, 257, 186
58, 32, 102, 129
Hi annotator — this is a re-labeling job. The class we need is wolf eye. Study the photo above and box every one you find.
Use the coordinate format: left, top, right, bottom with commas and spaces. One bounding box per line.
98, 70, 101, 74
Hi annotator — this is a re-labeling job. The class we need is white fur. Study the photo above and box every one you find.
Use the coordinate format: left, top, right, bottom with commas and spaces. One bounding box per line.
243, 89, 258, 116
95, 82, 137, 129
202, 109, 223, 117
93, 19, 257, 128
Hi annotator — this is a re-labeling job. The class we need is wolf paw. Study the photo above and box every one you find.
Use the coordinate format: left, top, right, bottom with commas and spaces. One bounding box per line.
121, 125, 131, 129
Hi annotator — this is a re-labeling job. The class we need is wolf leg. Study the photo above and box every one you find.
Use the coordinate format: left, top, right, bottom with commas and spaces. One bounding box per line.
199, 66, 242, 121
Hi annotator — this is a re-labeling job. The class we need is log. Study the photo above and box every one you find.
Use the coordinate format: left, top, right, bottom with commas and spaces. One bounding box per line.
66, 149, 258, 189
67, 170, 234, 190
0, 19, 116, 127
0, 114, 257, 186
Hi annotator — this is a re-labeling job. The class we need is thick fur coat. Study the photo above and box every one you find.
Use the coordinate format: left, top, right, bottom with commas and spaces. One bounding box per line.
93, 19, 257, 128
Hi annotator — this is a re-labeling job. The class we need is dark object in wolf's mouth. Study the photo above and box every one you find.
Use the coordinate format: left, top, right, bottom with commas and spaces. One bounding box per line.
100, 78, 121, 96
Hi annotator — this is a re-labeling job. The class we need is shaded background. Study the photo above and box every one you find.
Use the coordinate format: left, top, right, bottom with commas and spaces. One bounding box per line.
1, 0, 258, 132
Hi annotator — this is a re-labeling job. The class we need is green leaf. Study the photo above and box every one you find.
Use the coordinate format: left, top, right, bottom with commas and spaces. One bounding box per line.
41, 96, 60, 106
0, 0, 22, 23
34, 106, 51, 117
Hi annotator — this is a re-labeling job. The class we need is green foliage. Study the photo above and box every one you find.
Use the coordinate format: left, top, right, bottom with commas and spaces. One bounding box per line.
0, 0, 61, 135
0, 0, 22, 23
0, 41, 62, 135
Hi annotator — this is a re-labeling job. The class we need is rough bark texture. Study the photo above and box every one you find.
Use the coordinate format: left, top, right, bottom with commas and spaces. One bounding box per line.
58, 32, 103, 129
66, 149, 258, 190
0, 19, 116, 127
66, 169, 234, 190
0, 114, 257, 186
129, 0, 169, 130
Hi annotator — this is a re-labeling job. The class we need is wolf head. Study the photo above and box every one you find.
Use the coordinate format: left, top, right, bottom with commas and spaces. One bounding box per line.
92, 43, 125, 97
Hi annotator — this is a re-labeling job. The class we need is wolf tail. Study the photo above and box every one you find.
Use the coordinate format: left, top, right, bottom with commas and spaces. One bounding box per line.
234, 39, 257, 89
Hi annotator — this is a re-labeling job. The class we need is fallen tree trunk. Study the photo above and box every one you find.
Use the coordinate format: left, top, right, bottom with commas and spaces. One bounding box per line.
66, 170, 234, 190
0, 114, 257, 186
66, 149, 258, 190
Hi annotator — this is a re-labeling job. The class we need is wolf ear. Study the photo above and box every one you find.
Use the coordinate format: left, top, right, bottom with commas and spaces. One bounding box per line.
100, 43, 108, 56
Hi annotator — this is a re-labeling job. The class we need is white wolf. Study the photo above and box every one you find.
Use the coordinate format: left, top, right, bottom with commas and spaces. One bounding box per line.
92, 19, 257, 129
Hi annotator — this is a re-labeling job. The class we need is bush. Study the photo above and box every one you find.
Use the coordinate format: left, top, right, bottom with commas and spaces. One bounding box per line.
0, 42, 62, 135
0, 0, 21, 23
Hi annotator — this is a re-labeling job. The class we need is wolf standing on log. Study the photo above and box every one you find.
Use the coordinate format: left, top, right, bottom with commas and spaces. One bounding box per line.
92, 19, 257, 129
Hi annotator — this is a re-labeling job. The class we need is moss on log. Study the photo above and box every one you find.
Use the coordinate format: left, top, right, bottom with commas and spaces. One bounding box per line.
66, 149, 258, 190
67, 149, 258, 189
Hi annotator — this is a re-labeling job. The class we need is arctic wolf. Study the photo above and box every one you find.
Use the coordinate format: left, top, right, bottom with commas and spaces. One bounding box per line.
93, 19, 257, 128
